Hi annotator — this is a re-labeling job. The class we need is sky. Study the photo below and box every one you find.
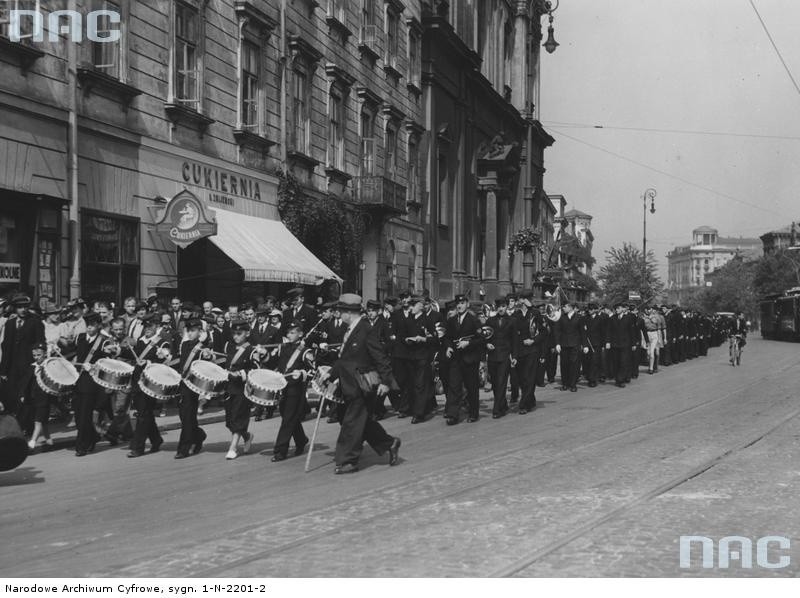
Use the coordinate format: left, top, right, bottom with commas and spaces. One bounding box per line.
539, 0, 800, 281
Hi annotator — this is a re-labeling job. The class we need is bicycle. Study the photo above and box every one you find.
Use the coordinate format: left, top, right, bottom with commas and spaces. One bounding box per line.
728, 334, 743, 367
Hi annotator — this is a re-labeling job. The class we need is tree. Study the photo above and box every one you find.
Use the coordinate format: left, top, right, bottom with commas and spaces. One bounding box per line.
597, 243, 664, 304
753, 249, 800, 296
696, 256, 758, 315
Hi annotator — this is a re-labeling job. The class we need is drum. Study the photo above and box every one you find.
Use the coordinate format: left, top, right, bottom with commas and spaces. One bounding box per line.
310, 365, 343, 404
0, 414, 28, 472
91, 358, 134, 391
35, 357, 79, 396
184, 360, 228, 397
245, 369, 287, 407
139, 363, 182, 402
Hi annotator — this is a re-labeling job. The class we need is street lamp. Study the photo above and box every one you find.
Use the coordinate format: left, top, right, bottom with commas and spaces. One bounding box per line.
642, 188, 657, 288
529, 0, 560, 54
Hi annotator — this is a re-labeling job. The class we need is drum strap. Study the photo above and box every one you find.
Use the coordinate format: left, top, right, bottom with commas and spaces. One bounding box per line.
138, 336, 162, 363
230, 342, 251, 370
182, 341, 203, 376
79, 335, 105, 371
283, 345, 303, 374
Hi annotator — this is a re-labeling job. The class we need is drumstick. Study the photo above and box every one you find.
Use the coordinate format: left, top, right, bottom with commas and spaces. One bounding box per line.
304, 393, 326, 473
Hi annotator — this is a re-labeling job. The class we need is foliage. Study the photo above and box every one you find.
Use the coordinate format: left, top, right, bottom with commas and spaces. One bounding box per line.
556, 233, 596, 269
571, 271, 600, 294
693, 256, 758, 316
507, 227, 542, 255
597, 243, 664, 304
752, 249, 800, 296
277, 171, 365, 286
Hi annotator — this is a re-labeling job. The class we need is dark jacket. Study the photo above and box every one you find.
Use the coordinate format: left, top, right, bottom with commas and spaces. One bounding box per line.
395, 311, 434, 360
511, 308, 548, 359
282, 304, 318, 335
0, 314, 45, 376
585, 313, 606, 351
486, 313, 514, 363
554, 312, 587, 348
445, 310, 485, 364
606, 314, 634, 348
329, 317, 395, 399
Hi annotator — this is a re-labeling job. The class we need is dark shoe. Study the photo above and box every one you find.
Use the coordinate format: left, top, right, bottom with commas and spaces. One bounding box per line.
295, 441, 308, 456
570, 387, 577, 392
327, 416, 338, 424
467, 416, 478, 423
150, 441, 162, 453
191, 440, 204, 455
75, 450, 88, 457
445, 417, 458, 426
388, 437, 401, 466
104, 433, 119, 446
271, 453, 287, 462
127, 451, 144, 458
334, 463, 359, 475
560, 385, 568, 391
411, 416, 424, 424
174, 452, 190, 459
615, 382, 626, 388
519, 409, 528, 415
396, 412, 409, 419
588, 382, 597, 388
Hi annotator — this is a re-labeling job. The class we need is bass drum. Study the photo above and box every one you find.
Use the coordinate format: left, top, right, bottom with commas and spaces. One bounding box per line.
0, 415, 28, 472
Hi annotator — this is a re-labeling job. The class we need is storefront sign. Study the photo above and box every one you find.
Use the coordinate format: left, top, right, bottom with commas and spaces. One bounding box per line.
153, 189, 217, 248
181, 161, 262, 207
0, 263, 21, 283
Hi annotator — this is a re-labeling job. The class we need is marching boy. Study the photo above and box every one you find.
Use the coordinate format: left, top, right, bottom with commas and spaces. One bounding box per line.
21, 342, 53, 450
265, 320, 309, 462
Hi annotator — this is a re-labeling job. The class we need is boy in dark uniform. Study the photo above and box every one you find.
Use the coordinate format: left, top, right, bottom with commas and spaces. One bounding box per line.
224, 319, 257, 460
127, 313, 170, 457
265, 321, 310, 462
21, 342, 53, 450
174, 317, 211, 459
72, 312, 107, 456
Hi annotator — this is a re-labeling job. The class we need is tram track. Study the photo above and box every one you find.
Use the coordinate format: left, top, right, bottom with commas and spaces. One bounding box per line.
170, 355, 800, 578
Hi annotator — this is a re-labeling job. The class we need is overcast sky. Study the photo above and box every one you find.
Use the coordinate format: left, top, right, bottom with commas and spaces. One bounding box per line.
539, 0, 800, 280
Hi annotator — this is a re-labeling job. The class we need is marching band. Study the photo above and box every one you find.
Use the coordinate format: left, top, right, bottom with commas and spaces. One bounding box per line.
0, 287, 741, 475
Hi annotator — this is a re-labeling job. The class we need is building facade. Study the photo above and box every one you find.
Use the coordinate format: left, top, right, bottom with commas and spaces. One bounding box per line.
667, 226, 761, 294
760, 222, 798, 255
0, 0, 557, 305
562, 207, 593, 275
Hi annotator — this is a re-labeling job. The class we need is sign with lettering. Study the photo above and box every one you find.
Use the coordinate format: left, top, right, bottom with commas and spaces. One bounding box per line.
153, 189, 217, 248
0, 263, 21, 283
181, 160, 262, 208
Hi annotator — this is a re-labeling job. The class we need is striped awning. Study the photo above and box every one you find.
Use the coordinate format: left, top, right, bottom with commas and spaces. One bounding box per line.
207, 208, 341, 285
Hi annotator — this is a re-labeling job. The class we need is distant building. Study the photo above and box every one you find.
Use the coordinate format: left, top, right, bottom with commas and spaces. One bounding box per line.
667, 227, 762, 297
760, 222, 798, 255
563, 208, 594, 275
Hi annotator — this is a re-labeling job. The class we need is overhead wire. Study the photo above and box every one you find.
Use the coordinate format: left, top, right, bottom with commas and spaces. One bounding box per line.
748, 0, 800, 101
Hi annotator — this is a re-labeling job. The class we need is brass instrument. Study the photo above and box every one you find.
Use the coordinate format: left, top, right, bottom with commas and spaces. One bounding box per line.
455, 325, 495, 345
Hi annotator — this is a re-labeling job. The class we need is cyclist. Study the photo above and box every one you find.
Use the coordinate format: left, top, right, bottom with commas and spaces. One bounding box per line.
729, 311, 748, 365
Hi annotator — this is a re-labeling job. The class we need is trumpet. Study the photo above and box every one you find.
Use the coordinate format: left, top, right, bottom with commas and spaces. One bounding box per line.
455, 325, 494, 345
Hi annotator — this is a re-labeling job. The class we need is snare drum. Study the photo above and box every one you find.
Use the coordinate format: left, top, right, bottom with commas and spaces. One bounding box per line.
139, 363, 182, 402
36, 357, 79, 396
310, 365, 343, 404
245, 369, 287, 407
91, 358, 134, 391
184, 360, 228, 397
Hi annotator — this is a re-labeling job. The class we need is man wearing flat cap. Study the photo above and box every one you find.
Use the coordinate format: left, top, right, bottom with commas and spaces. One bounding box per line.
394, 295, 435, 424
486, 297, 514, 418
318, 294, 401, 474
443, 293, 485, 424
0, 294, 45, 418
510, 290, 548, 414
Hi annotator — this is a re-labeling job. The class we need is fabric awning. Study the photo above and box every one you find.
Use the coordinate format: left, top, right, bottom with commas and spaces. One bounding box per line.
207, 208, 341, 285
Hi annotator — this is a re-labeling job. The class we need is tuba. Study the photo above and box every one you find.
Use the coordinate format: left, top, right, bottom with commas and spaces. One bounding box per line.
545, 303, 562, 322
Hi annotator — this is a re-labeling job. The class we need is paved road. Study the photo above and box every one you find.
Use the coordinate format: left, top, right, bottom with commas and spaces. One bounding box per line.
2, 339, 799, 577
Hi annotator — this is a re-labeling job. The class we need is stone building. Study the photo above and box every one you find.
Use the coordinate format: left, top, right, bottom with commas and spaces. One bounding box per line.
0, 0, 558, 304
760, 222, 798, 255
667, 226, 761, 293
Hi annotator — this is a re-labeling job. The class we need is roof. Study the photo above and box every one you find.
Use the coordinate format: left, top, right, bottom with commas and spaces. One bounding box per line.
693, 225, 718, 233
564, 208, 593, 220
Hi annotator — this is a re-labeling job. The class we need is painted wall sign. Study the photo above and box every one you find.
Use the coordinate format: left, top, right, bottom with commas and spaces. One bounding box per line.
0, 263, 21, 283
153, 189, 217, 248
181, 161, 262, 202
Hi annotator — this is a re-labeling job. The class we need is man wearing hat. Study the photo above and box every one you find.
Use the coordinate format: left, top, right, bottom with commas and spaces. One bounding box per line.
394, 295, 435, 424
443, 293, 485, 424
365, 299, 393, 420
510, 290, 547, 414
583, 304, 606, 387
222, 318, 258, 460
0, 294, 45, 419
604, 303, 633, 388
554, 300, 588, 392
249, 304, 282, 422
282, 287, 318, 335
486, 297, 514, 418
318, 294, 400, 474
174, 317, 211, 459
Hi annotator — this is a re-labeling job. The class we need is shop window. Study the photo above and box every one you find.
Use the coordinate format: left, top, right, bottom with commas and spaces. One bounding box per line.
82, 213, 139, 306
0, 203, 59, 299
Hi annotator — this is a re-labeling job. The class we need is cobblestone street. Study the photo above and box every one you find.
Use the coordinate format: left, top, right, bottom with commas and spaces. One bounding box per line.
2, 339, 799, 577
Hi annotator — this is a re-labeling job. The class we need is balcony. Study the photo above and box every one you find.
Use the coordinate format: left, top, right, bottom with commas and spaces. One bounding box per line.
353, 175, 407, 214
358, 25, 380, 61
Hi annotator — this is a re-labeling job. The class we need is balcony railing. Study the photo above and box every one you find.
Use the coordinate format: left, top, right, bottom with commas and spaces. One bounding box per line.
353, 175, 407, 214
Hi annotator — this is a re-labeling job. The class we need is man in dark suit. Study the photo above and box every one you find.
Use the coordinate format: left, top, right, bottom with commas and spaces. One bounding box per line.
366, 299, 393, 420
395, 295, 435, 424
486, 298, 513, 418
282, 287, 318, 335
555, 300, 588, 392
511, 291, 548, 414
0, 294, 45, 420
443, 294, 485, 424
583, 304, 606, 387
249, 304, 274, 346
320, 294, 400, 475
71, 312, 107, 456
605, 303, 633, 387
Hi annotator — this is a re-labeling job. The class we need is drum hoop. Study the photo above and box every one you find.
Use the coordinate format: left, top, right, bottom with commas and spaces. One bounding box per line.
34, 367, 69, 396
183, 378, 226, 398
138, 377, 180, 402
